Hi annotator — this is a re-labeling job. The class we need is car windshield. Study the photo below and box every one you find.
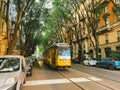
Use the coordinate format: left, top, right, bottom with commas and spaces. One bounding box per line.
101, 58, 113, 60
25, 58, 31, 66
58, 48, 70, 56
0, 57, 20, 72
101, 58, 120, 61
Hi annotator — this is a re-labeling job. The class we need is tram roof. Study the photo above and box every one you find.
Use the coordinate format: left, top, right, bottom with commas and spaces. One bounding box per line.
52, 43, 69, 48
44, 43, 69, 51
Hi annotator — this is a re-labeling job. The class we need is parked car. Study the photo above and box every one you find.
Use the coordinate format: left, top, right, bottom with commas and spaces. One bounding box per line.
25, 58, 32, 76
96, 58, 120, 70
72, 58, 80, 63
83, 59, 97, 66
29, 56, 36, 66
0, 55, 26, 90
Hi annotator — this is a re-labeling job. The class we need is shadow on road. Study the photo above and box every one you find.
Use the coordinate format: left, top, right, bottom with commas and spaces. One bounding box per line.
33, 61, 41, 68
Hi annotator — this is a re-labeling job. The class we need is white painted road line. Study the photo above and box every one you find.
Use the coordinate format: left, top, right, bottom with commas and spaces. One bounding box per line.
24, 77, 102, 86
69, 78, 90, 82
88, 77, 102, 81
24, 79, 70, 86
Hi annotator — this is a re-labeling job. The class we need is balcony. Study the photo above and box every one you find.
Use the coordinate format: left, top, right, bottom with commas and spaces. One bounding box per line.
112, 6, 120, 14
97, 24, 112, 34
101, 0, 109, 4
72, 39, 77, 43
104, 0, 109, 3
80, 16, 84, 21
102, 12, 110, 19
82, 34, 88, 39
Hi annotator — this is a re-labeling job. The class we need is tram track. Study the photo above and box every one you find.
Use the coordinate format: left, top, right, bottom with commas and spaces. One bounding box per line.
57, 68, 118, 90
57, 70, 85, 90
72, 64, 120, 83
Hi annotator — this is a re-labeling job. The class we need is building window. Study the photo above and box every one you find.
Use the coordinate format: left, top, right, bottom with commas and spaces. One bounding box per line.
116, 14, 120, 21
103, 6, 110, 25
112, 0, 120, 21
104, 6, 108, 13
105, 34, 109, 44
104, 47, 111, 58
104, 17, 109, 25
116, 46, 120, 51
114, 0, 120, 4
99, 49, 101, 53
117, 31, 120, 41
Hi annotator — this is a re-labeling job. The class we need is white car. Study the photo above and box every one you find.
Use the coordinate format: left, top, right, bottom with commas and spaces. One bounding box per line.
83, 59, 97, 66
0, 55, 26, 90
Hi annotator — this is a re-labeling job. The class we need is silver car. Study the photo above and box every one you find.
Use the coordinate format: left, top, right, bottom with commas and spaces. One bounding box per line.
0, 55, 26, 90
83, 59, 97, 66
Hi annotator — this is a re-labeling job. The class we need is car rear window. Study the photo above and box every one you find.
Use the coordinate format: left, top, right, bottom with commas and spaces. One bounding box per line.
116, 59, 120, 61
0, 58, 20, 72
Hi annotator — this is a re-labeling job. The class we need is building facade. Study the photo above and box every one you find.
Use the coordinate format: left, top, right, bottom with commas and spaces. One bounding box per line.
0, 0, 20, 55
98, 0, 120, 58
0, 0, 8, 55
65, 0, 120, 60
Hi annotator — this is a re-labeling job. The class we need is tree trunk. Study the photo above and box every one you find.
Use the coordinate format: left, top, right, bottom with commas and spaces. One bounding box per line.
6, 0, 10, 54
94, 35, 99, 60
8, 18, 21, 54
78, 43, 83, 62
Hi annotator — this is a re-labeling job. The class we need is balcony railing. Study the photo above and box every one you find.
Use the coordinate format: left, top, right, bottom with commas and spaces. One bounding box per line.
117, 37, 120, 42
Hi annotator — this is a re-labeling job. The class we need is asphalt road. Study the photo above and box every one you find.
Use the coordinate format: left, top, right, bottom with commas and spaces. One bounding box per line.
71, 63, 120, 83
22, 61, 120, 90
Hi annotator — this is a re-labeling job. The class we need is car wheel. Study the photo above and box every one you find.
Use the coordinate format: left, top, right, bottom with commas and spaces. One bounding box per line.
96, 63, 99, 68
88, 63, 91, 66
23, 79, 26, 84
20, 84, 22, 90
16, 83, 22, 90
30, 71, 32, 76
108, 65, 114, 70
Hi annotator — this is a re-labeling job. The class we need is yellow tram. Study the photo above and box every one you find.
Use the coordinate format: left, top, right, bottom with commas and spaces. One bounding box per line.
43, 43, 71, 69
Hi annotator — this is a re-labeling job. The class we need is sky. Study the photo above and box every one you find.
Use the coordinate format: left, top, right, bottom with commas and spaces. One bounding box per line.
35, 0, 39, 2
35, 0, 52, 8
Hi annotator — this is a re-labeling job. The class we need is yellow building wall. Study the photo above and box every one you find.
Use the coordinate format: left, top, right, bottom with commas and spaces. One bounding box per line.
0, 3, 7, 55
99, 11, 104, 27
108, 2, 115, 24
99, 34, 105, 45
99, 30, 118, 45
99, 1, 118, 45
99, 1, 115, 27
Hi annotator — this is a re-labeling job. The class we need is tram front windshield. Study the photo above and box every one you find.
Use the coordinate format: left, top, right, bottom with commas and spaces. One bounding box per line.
58, 48, 70, 56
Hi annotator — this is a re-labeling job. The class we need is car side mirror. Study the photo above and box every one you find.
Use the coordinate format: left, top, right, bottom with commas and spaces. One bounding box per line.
25, 66, 31, 71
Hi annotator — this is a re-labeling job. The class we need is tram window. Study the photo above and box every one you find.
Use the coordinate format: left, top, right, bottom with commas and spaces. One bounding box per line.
58, 48, 70, 56
56, 50, 58, 55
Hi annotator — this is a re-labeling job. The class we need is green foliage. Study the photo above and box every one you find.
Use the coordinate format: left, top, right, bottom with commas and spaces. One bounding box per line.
94, 2, 103, 14
110, 50, 120, 59
21, 0, 50, 56
43, 0, 82, 46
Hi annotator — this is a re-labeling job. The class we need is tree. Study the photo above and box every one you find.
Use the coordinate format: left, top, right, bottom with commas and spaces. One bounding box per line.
79, 0, 102, 60
110, 50, 120, 59
44, 0, 85, 61
20, 1, 50, 56
7, 0, 36, 54
52, 0, 85, 61
5, 0, 50, 56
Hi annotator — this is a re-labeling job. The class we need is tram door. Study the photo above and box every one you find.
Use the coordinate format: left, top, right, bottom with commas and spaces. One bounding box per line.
52, 48, 56, 65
